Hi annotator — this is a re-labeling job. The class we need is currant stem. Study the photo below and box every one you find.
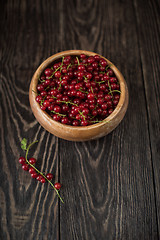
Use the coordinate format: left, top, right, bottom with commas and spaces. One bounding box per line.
25, 140, 64, 203
58, 100, 78, 106
32, 90, 38, 94
83, 75, 88, 81
79, 88, 88, 94
108, 90, 121, 95
105, 64, 111, 70
25, 140, 38, 159
79, 111, 86, 120
49, 66, 61, 79
76, 56, 80, 65
60, 57, 64, 72
51, 111, 66, 117
108, 80, 113, 96
96, 81, 105, 84
67, 63, 72, 70
38, 77, 46, 83
40, 96, 46, 106
58, 77, 62, 90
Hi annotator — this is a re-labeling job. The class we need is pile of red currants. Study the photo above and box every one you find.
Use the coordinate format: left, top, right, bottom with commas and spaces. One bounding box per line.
35, 54, 121, 126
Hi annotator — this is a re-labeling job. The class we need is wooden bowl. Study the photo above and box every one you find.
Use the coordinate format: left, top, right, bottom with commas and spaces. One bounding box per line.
29, 50, 129, 141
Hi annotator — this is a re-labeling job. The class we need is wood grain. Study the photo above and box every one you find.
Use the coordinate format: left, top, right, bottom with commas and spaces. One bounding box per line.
0, 0, 159, 239
0, 1, 61, 239
133, 0, 160, 235
59, 0, 158, 239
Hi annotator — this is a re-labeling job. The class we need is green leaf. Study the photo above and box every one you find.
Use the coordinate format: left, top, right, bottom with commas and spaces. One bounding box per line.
21, 138, 27, 150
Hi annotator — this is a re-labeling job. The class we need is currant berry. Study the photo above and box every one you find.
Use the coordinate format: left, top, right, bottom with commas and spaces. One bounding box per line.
53, 114, 61, 121
36, 175, 43, 181
37, 84, 44, 92
97, 98, 104, 105
46, 173, 53, 180
22, 164, 29, 171
104, 94, 112, 101
100, 60, 107, 67
40, 105, 46, 111
62, 104, 69, 112
44, 68, 52, 77
81, 120, 88, 126
31, 172, 38, 179
101, 103, 108, 110
92, 110, 98, 116
61, 117, 69, 124
94, 55, 100, 61
80, 54, 86, 59
111, 83, 117, 90
101, 110, 108, 117
87, 93, 95, 100
55, 71, 61, 78
40, 178, 46, 183
43, 100, 50, 107
78, 65, 85, 71
72, 120, 80, 126
29, 167, 36, 174
19, 157, 26, 165
29, 158, 36, 165
114, 94, 120, 100
108, 109, 113, 114
35, 95, 43, 103
54, 182, 62, 190
87, 56, 95, 64
54, 105, 61, 113
113, 99, 119, 106
107, 101, 113, 108
40, 90, 47, 97
82, 108, 89, 115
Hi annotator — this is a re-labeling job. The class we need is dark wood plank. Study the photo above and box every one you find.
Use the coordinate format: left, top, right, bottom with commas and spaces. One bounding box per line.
59, 0, 158, 239
0, 1, 61, 239
0, 0, 159, 239
133, 0, 160, 236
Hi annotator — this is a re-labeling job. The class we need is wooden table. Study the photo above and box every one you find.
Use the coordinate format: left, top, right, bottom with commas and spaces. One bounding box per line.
1, 0, 160, 239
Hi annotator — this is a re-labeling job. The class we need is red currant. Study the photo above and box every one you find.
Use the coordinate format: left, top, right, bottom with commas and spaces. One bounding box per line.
22, 164, 29, 171
40, 178, 46, 183
55, 71, 61, 78
72, 120, 79, 126
87, 93, 95, 100
29, 158, 36, 165
35, 95, 43, 103
36, 175, 43, 181
54, 182, 62, 190
54, 105, 61, 113
81, 120, 88, 126
29, 167, 36, 174
31, 173, 38, 179
80, 54, 86, 59
44, 68, 52, 76
19, 157, 26, 165
46, 173, 53, 180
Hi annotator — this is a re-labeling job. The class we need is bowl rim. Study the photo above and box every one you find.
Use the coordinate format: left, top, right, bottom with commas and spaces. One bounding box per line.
29, 50, 128, 131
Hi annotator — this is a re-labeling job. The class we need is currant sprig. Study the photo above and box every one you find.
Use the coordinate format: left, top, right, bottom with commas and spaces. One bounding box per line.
19, 138, 64, 203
